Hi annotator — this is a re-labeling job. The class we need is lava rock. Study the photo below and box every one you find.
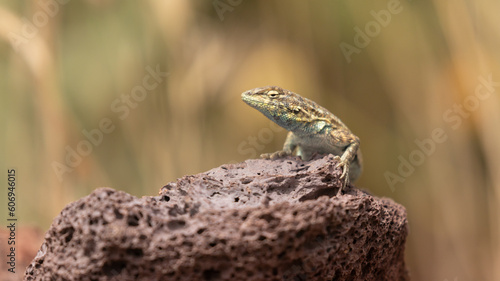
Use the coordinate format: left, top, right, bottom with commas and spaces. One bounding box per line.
25, 155, 409, 281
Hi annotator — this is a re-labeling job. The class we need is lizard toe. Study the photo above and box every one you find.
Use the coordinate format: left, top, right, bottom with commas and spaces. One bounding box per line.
260, 153, 272, 159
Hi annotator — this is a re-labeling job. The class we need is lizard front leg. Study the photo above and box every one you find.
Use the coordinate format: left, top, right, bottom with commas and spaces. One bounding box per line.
338, 140, 359, 179
261, 132, 297, 159
327, 129, 360, 193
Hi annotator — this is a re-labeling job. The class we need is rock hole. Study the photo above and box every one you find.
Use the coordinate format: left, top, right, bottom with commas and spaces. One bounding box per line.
60, 226, 74, 243
189, 204, 200, 216
83, 240, 95, 256
167, 220, 186, 230
127, 214, 140, 226
168, 204, 185, 216
203, 269, 221, 280
210, 192, 221, 197
366, 247, 374, 260
146, 215, 153, 227
362, 262, 370, 275
126, 248, 144, 257
162, 195, 170, 202
259, 214, 278, 223
102, 260, 126, 276
321, 175, 334, 182
197, 228, 206, 234
114, 209, 123, 219
240, 178, 253, 184
234, 197, 239, 202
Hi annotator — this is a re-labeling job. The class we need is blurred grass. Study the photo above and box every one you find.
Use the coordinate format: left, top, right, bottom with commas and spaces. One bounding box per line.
0, 0, 499, 280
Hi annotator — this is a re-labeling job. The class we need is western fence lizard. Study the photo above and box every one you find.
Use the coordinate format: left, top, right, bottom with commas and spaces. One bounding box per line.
241, 86, 362, 192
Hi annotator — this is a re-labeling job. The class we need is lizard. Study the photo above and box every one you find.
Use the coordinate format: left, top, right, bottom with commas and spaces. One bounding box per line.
241, 86, 362, 193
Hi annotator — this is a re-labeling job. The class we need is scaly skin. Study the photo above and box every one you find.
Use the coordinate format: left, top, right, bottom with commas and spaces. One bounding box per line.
241, 86, 362, 193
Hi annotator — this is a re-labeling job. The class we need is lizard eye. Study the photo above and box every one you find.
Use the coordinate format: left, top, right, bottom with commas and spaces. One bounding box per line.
293, 107, 301, 113
267, 90, 279, 98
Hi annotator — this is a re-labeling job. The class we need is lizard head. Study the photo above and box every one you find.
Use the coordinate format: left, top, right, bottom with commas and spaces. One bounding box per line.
241, 86, 318, 131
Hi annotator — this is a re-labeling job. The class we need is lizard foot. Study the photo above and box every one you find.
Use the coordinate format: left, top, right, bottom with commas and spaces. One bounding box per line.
333, 156, 350, 194
260, 150, 291, 160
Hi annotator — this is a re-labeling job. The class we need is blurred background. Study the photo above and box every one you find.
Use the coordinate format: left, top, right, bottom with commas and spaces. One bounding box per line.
0, 0, 499, 280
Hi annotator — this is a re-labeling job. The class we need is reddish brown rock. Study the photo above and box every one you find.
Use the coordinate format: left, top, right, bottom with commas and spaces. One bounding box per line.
25, 155, 409, 280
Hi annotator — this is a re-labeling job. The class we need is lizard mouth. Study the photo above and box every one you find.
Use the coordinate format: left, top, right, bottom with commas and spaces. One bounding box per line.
241, 93, 264, 108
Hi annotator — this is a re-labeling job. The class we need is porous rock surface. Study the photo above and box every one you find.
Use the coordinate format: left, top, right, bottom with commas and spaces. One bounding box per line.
25, 154, 409, 281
